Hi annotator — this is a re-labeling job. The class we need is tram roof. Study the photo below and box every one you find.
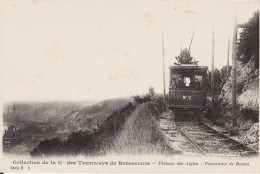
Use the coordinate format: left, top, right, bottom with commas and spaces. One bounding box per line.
169, 65, 208, 70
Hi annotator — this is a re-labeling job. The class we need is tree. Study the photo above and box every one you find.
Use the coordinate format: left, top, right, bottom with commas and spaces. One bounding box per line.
30, 137, 63, 156
207, 68, 222, 95
175, 48, 193, 64
149, 87, 155, 97
214, 69, 222, 94
220, 65, 232, 87
238, 11, 259, 68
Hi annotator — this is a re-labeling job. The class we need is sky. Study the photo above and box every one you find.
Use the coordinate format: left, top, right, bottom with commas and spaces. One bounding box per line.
0, 0, 259, 102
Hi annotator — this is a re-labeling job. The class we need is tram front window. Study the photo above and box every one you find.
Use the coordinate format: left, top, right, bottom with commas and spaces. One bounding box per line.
177, 76, 185, 89
184, 77, 191, 87
194, 75, 202, 90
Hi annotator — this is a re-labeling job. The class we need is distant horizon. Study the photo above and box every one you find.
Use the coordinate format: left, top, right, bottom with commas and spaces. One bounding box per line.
2, 94, 137, 105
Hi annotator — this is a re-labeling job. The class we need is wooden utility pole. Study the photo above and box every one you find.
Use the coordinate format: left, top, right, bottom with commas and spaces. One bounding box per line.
232, 16, 238, 127
227, 36, 230, 78
211, 24, 215, 103
162, 30, 166, 105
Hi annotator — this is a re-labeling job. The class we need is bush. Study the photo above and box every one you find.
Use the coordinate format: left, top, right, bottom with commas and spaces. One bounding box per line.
241, 108, 259, 122
65, 131, 95, 155
238, 12, 259, 68
237, 81, 244, 95
132, 95, 151, 104
228, 127, 239, 136
30, 137, 63, 156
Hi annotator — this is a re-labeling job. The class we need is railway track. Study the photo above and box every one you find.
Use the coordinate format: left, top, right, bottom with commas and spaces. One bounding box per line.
157, 111, 205, 157
174, 111, 258, 158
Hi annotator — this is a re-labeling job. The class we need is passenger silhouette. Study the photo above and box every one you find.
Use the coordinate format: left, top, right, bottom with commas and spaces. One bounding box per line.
194, 78, 201, 90
177, 76, 185, 89
171, 77, 177, 89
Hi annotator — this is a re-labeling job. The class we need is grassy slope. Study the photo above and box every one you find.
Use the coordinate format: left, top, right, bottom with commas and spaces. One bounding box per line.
108, 102, 174, 155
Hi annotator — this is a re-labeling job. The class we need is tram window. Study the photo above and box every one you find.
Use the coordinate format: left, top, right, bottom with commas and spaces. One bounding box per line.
171, 75, 179, 80
194, 75, 202, 89
184, 77, 191, 86
195, 75, 202, 83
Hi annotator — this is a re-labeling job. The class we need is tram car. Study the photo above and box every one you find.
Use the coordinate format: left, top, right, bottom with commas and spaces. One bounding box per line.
168, 64, 208, 111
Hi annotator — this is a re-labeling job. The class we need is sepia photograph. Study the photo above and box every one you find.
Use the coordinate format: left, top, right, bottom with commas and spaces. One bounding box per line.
0, 0, 259, 173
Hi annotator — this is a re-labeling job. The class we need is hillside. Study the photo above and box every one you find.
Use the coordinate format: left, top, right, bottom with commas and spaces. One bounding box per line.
212, 59, 259, 150
207, 12, 259, 150
3, 98, 130, 155
57, 97, 131, 134
3, 101, 94, 124
30, 95, 176, 156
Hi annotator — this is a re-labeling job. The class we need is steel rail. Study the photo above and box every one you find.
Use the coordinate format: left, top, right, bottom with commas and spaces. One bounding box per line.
175, 123, 208, 157
201, 120, 259, 156
173, 110, 258, 158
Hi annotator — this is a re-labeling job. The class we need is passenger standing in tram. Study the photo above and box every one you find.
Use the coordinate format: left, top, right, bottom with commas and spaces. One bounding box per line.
194, 78, 201, 90
177, 76, 185, 89
190, 78, 195, 89
171, 77, 177, 89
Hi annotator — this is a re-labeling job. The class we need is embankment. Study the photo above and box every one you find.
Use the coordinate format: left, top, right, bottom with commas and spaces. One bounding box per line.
208, 60, 259, 151
108, 102, 175, 155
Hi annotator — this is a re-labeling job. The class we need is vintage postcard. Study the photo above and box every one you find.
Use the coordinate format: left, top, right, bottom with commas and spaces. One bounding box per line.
0, 0, 259, 173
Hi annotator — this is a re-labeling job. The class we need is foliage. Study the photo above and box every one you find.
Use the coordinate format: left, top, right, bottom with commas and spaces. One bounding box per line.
241, 108, 259, 122
220, 65, 232, 82
149, 87, 155, 98
206, 12, 259, 148
150, 95, 166, 114
238, 11, 259, 68
65, 131, 95, 154
30, 137, 63, 156
132, 95, 151, 104
30, 102, 136, 156
96, 102, 135, 150
60, 97, 131, 135
237, 81, 244, 95
175, 48, 193, 64
206, 68, 222, 95
207, 65, 234, 96
133, 87, 160, 105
